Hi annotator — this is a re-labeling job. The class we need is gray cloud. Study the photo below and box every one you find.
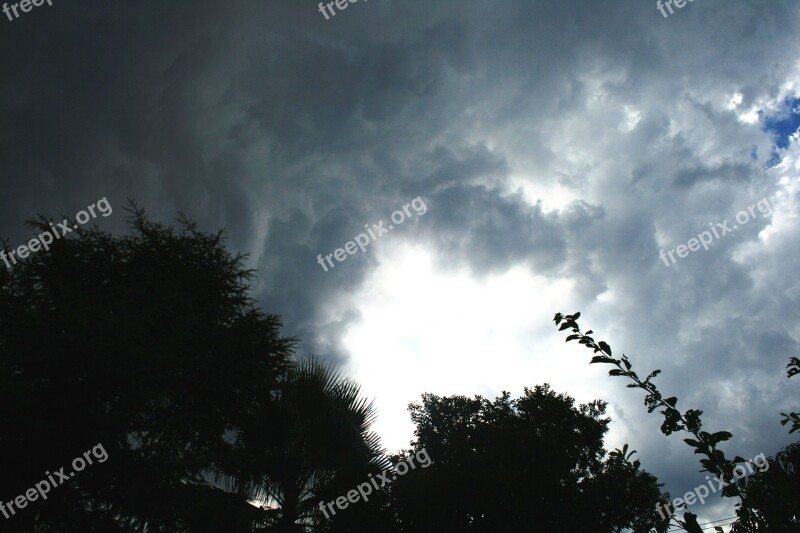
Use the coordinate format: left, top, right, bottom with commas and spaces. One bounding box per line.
1, 0, 799, 519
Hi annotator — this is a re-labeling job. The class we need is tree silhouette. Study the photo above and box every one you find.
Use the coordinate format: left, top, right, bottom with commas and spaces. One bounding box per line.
0, 204, 295, 531
554, 311, 800, 532
388, 386, 668, 532
212, 359, 392, 532
732, 442, 800, 532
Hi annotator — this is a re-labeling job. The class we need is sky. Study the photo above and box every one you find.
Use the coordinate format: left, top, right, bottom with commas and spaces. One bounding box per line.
1, 0, 799, 528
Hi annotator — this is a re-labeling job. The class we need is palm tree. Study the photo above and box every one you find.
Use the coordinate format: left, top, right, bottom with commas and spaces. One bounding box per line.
212, 359, 390, 531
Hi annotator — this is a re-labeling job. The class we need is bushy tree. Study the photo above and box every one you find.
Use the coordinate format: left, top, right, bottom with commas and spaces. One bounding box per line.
733, 442, 800, 532
388, 386, 668, 532
0, 205, 295, 531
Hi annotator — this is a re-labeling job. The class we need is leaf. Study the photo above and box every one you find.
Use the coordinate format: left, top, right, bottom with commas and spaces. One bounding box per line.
565, 334, 580, 342
590, 356, 614, 364
572, 312, 580, 320
786, 356, 800, 378
683, 438, 701, 447
646, 369, 661, 380
711, 431, 733, 443
665, 397, 678, 407
608, 369, 625, 376
559, 323, 571, 331
598, 341, 612, 355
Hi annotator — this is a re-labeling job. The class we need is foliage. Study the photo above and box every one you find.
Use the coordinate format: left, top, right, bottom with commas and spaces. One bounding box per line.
388, 386, 668, 532
730, 442, 800, 533
554, 312, 742, 491
554, 312, 800, 532
0, 204, 295, 531
212, 359, 392, 532
779, 357, 800, 434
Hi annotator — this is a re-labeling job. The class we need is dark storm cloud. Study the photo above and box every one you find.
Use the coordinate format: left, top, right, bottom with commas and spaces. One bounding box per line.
1, 0, 800, 517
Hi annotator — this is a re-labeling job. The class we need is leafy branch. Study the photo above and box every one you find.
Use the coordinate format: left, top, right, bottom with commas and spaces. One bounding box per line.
554, 312, 746, 499
779, 356, 800, 434
608, 443, 640, 469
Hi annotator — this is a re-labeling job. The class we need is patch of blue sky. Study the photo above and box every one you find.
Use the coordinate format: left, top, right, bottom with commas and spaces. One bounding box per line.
759, 95, 800, 167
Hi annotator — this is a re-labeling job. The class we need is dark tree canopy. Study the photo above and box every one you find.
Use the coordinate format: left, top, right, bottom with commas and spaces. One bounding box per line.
213, 360, 393, 532
734, 442, 800, 533
387, 385, 669, 533
0, 206, 296, 531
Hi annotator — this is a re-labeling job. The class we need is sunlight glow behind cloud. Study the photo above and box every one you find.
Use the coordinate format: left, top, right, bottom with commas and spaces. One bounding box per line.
333, 242, 619, 452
